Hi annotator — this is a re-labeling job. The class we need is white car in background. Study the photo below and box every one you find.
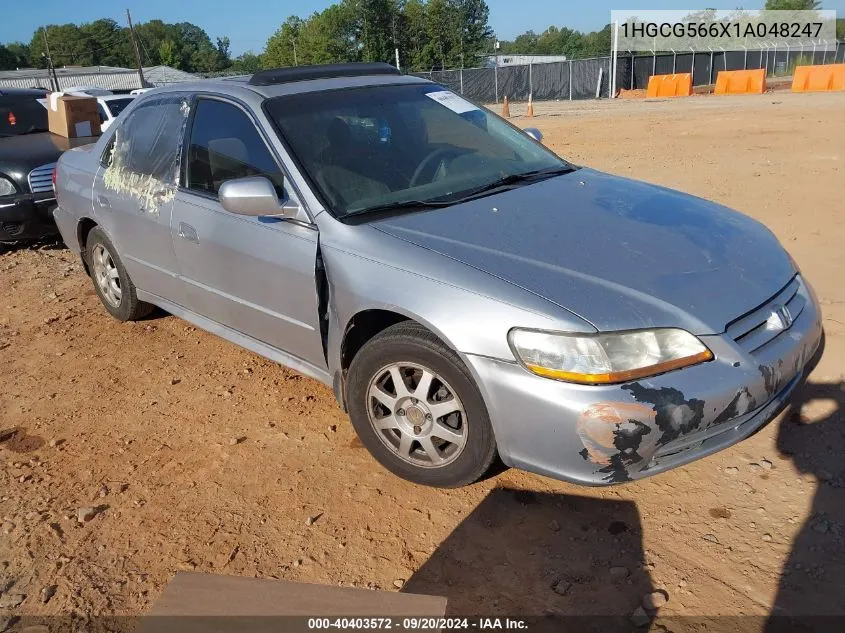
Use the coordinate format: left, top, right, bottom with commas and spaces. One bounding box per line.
95, 94, 136, 131
62, 86, 115, 98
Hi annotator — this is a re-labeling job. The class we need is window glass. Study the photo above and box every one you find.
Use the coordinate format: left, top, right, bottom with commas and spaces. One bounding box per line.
0, 95, 49, 137
103, 93, 189, 214
105, 97, 134, 118
265, 84, 569, 218
187, 99, 284, 197
117, 95, 188, 182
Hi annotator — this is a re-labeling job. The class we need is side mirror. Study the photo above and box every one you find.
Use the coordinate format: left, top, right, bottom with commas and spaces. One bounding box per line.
218, 176, 300, 220
523, 127, 543, 143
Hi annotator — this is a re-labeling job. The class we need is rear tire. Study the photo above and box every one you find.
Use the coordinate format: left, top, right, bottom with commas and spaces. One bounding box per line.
86, 227, 153, 321
347, 321, 498, 488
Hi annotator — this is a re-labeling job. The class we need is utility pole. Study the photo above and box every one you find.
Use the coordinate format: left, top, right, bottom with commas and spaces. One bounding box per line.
126, 9, 146, 87
41, 27, 60, 92
392, 13, 400, 70
292, 38, 298, 66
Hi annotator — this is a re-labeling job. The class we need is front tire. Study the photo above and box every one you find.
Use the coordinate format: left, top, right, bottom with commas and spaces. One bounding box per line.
86, 227, 153, 321
347, 322, 498, 488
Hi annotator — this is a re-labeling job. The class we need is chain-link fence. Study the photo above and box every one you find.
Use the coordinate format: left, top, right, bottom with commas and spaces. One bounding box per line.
412, 40, 843, 103
411, 57, 611, 103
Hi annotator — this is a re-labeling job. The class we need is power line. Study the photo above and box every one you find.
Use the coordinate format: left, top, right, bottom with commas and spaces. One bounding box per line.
137, 33, 153, 63
126, 9, 147, 85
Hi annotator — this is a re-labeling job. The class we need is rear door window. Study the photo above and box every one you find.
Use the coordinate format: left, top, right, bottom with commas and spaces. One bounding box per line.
117, 95, 188, 182
103, 93, 190, 212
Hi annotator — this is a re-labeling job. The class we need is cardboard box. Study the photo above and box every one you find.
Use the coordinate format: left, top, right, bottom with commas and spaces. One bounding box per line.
47, 95, 101, 138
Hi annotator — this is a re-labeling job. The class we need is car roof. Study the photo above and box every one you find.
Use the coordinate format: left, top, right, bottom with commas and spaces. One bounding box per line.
63, 86, 114, 96
0, 87, 48, 97
100, 94, 135, 102
149, 71, 433, 109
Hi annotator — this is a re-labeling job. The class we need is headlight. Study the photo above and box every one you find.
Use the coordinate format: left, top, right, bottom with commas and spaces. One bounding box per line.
509, 327, 713, 384
0, 176, 17, 197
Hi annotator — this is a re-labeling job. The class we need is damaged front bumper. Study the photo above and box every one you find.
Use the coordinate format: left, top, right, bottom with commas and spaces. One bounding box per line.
466, 276, 824, 485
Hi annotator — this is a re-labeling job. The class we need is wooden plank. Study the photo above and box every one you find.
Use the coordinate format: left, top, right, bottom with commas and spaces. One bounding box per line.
141, 572, 447, 633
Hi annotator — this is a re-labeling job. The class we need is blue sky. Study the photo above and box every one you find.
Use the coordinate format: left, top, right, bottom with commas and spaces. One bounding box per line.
4, 0, 843, 57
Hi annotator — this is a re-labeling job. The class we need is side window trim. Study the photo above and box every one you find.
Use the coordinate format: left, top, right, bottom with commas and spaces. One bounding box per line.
180, 93, 309, 217
99, 132, 116, 168
178, 93, 198, 189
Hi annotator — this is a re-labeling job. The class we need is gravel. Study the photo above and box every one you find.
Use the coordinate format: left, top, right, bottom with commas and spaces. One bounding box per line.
609, 566, 630, 580
552, 579, 572, 596
77, 507, 97, 523
642, 590, 669, 610
630, 606, 650, 627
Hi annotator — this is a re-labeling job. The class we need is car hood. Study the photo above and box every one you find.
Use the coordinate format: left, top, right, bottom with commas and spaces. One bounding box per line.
371, 168, 795, 335
0, 132, 97, 180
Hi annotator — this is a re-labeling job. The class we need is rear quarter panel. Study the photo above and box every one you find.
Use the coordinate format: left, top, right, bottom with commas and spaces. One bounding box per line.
55, 140, 102, 251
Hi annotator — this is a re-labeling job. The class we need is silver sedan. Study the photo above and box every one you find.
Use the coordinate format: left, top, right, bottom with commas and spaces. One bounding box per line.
53, 63, 823, 487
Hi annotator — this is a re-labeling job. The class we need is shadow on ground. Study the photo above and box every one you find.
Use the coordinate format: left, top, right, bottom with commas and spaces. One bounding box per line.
404, 487, 657, 630
767, 379, 845, 632
0, 236, 65, 255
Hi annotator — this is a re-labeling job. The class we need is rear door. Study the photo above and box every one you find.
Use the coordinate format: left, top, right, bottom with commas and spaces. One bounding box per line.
92, 93, 189, 305
170, 96, 325, 369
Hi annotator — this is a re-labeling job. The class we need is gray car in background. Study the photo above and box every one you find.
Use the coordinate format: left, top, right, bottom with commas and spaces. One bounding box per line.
53, 63, 823, 488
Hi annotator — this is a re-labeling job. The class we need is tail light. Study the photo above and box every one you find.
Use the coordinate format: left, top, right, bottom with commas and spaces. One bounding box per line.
7, 112, 16, 126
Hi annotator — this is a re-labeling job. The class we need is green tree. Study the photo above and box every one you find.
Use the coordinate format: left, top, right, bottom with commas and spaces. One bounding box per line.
28, 24, 90, 67
0, 45, 15, 70
264, 16, 304, 67
3, 42, 31, 68
454, 0, 492, 66
422, 0, 455, 69
500, 22, 612, 58
300, 3, 361, 64
400, 0, 429, 70
262, 0, 493, 71
79, 19, 132, 67
229, 52, 264, 73
357, 0, 398, 63
764, 0, 820, 9
158, 40, 180, 67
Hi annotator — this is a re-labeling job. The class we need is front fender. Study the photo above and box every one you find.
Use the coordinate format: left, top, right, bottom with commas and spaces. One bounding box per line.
318, 224, 595, 401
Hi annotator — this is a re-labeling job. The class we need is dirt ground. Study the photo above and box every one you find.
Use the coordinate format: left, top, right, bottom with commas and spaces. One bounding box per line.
2, 91, 844, 628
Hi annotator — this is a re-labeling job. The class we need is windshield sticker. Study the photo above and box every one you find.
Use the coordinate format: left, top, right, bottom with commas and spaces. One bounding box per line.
424, 91, 479, 114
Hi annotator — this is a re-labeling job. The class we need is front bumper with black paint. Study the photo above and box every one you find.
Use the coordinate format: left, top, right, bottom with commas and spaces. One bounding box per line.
465, 277, 824, 485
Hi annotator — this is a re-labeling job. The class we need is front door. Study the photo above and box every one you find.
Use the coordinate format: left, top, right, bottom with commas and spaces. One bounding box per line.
171, 96, 325, 370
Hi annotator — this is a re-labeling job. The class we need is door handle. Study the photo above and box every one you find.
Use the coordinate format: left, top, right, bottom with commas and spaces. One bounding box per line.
177, 222, 199, 243
96, 195, 111, 209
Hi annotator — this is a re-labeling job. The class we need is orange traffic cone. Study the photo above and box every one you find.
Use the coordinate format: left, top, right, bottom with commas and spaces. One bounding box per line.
502, 96, 510, 118
526, 93, 535, 117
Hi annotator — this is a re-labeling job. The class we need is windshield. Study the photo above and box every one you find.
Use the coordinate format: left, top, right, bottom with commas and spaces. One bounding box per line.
105, 97, 134, 118
0, 95, 49, 137
265, 83, 572, 218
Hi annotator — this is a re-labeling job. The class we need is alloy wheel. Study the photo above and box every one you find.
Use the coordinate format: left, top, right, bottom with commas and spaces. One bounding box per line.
366, 362, 467, 468
92, 243, 122, 308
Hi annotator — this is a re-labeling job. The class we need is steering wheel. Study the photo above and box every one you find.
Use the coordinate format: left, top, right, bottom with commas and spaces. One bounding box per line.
410, 147, 458, 187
